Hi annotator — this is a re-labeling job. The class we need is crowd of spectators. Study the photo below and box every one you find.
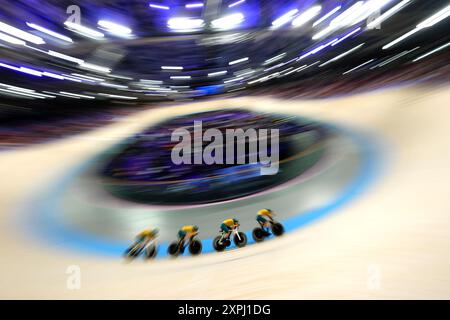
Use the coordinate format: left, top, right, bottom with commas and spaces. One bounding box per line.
0, 106, 143, 150
101, 109, 327, 204
1, 54, 447, 151
248, 54, 450, 100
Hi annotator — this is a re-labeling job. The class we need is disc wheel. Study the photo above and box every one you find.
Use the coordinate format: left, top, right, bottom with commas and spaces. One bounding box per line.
168, 242, 181, 257
234, 232, 247, 248
188, 239, 202, 255
145, 244, 157, 259
272, 222, 285, 236
252, 228, 266, 242
213, 236, 226, 252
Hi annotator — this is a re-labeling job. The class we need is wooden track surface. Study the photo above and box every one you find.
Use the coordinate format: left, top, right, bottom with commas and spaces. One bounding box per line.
1, 84, 449, 299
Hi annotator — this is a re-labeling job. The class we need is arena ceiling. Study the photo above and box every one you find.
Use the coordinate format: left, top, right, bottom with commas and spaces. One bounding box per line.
0, 0, 448, 105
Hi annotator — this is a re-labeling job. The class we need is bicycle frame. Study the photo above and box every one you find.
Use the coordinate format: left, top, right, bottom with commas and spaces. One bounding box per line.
220, 226, 240, 242
133, 238, 156, 252
233, 227, 242, 241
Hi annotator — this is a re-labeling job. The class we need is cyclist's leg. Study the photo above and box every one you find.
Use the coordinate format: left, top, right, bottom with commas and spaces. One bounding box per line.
220, 224, 230, 242
257, 215, 269, 231
178, 230, 186, 247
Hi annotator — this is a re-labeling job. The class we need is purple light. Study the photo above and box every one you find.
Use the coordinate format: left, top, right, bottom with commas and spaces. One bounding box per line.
0, 62, 21, 72
0, 62, 42, 77
298, 38, 338, 60
321, 38, 339, 49
0, 63, 66, 79
186, 3, 204, 9
149, 3, 170, 10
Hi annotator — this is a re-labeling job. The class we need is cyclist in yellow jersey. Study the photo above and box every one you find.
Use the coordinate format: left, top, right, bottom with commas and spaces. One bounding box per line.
135, 228, 159, 250
256, 209, 274, 232
177, 225, 199, 247
220, 218, 239, 240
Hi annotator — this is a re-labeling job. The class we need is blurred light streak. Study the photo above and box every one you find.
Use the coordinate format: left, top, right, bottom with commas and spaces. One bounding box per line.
234, 69, 255, 77
224, 77, 244, 83
0, 31, 26, 45
383, 4, 450, 49
413, 42, 450, 62
45, 91, 81, 98
170, 76, 191, 80
344, 0, 395, 27
272, 9, 298, 28
98, 20, 132, 37
0, 62, 21, 71
79, 62, 111, 73
331, 27, 361, 46
264, 53, 287, 65
71, 73, 105, 81
343, 59, 375, 74
108, 74, 134, 80
313, 1, 392, 40
416, 5, 450, 29
229, 57, 249, 65
168, 18, 204, 32
0, 88, 42, 99
26, 22, 73, 42
19, 67, 42, 77
313, 6, 342, 27
47, 50, 84, 64
185, 3, 204, 9
161, 66, 183, 70
60, 91, 96, 99
0, 83, 54, 98
24, 45, 47, 53
208, 70, 227, 77
319, 43, 365, 67
62, 75, 83, 83
64, 21, 104, 39
0, 63, 44, 77
329, 1, 365, 28
211, 13, 244, 30
282, 64, 307, 76
366, 0, 412, 29
382, 28, 420, 49
0, 21, 45, 44
149, 4, 170, 10
291, 62, 317, 75
312, 25, 335, 40
97, 93, 138, 100
371, 46, 420, 68
140, 79, 163, 84
298, 38, 338, 60
227, 86, 246, 92
264, 62, 287, 72
42, 72, 65, 80
100, 82, 128, 89
292, 5, 322, 28
229, 0, 245, 8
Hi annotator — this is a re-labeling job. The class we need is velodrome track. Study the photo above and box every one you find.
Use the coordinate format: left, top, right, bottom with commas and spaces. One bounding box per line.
1, 83, 450, 299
